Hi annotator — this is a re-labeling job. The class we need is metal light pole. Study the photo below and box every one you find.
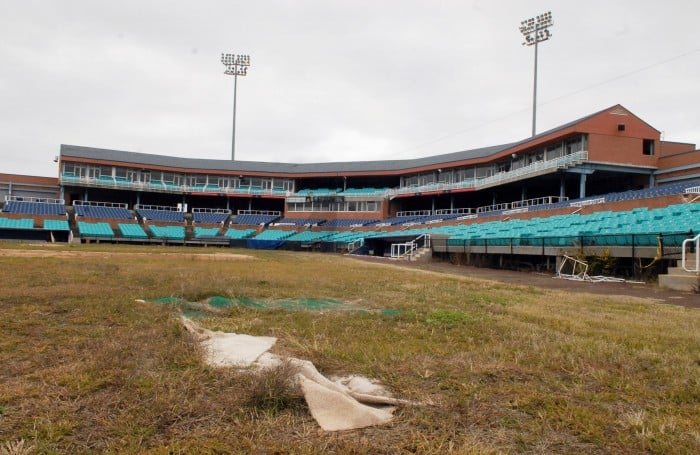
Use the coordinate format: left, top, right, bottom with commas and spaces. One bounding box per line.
519, 11, 553, 137
221, 53, 250, 161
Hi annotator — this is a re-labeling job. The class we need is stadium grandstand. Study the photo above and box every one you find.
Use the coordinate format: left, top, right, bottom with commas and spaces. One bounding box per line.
1, 104, 699, 289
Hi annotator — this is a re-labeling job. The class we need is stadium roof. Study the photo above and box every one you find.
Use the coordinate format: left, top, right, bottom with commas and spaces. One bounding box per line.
59, 104, 631, 175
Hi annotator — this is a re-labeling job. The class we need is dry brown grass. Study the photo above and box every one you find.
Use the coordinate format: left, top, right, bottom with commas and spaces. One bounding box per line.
1, 243, 699, 453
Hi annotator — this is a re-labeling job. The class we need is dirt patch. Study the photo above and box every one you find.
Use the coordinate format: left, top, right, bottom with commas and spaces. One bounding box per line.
351, 256, 700, 309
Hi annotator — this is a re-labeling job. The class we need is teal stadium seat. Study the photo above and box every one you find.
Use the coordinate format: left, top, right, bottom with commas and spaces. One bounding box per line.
253, 229, 297, 241
43, 219, 70, 231
0, 217, 34, 229
224, 228, 256, 239
118, 223, 148, 239
148, 225, 185, 240
78, 222, 114, 238
194, 227, 221, 237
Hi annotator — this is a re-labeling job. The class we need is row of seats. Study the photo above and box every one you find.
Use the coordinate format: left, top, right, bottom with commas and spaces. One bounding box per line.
293, 187, 389, 196
371, 213, 464, 227
0, 217, 35, 229
76, 222, 184, 240
274, 218, 326, 226
432, 203, 700, 248
322, 218, 379, 227
8, 200, 700, 248
136, 209, 185, 223
232, 214, 280, 225
144, 225, 185, 240
193, 212, 230, 224
77, 223, 255, 241
74, 205, 133, 219
0, 217, 70, 230
68, 199, 700, 247
5, 178, 699, 221
2, 201, 66, 216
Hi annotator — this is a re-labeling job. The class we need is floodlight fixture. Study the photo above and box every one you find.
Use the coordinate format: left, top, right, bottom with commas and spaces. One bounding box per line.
221, 53, 251, 160
519, 11, 553, 137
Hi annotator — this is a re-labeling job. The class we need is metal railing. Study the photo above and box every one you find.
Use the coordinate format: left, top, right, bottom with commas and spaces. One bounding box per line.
511, 195, 568, 209
435, 207, 474, 215
192, 207, 231, 214
59, 174, 290, 197
395, 209, 432, 217
135, 204, 182, 212
390, 234, 431, 259
236, 209, 282, 216
390, 150, 588, 197
681, 233, 700, 273
347, 238, 364, 252
74, 200, 128, 209
5, 195, 65, 204
570, 197, 606, 208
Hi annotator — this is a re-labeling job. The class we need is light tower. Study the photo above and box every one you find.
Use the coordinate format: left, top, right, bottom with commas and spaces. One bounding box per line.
519, 11, 553, 137
221, 53, 250, 161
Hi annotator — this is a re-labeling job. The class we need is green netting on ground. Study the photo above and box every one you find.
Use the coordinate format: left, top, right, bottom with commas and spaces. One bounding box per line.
143, 295, 400, 318
149, 297, 187, 305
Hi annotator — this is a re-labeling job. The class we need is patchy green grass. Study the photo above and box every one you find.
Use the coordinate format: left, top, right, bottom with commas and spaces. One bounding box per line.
0, 243, 699, 453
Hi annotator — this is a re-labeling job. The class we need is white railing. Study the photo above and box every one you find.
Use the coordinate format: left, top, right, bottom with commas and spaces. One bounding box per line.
475, 150, 588, 189
135, 204, 182, 212
237, 209, 282, 216
193, 207, 231, 214
396, 209, 432, 217
685, 186, 700, 202
74, 200, 128, 209
681, 233, 700, 273
570, 197, 606, 208
435, 207, 474, 215
512, 195, 568, 209
477, 202, 511, 213
390, 234, 431, 259
390, 150, 588, 197
348, 238, 364, 252
59, 174, 289, 197
5, 195, 65, 204
503, 207, 529, 215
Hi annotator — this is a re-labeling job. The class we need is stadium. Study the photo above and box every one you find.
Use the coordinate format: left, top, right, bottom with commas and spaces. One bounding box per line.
1, 103, 699, 290
7, 0, 700, 449
4, 102, 700, 451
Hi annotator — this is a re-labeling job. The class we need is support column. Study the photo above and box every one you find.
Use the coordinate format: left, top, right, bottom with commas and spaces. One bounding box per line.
649, 173, 655, 188
560, 173, 566, 198
521, 186, 527, 201
579, 173, 587, 199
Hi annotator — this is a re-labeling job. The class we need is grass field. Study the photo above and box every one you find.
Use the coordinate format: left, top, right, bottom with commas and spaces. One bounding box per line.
1, 243, 699, 454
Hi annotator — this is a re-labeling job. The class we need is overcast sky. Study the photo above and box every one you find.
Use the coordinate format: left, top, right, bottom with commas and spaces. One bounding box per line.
1, 0, 698, 177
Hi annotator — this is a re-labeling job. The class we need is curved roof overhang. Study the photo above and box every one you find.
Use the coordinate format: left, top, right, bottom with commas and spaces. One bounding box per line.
58, 105, 628, 179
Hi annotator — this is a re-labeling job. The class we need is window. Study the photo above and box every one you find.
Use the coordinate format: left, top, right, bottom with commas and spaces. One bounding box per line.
643, 139, 654, 156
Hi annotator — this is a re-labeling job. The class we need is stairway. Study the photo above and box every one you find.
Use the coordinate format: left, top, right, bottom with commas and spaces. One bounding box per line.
658, 253, 700, 292
390, 247, 432, 262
